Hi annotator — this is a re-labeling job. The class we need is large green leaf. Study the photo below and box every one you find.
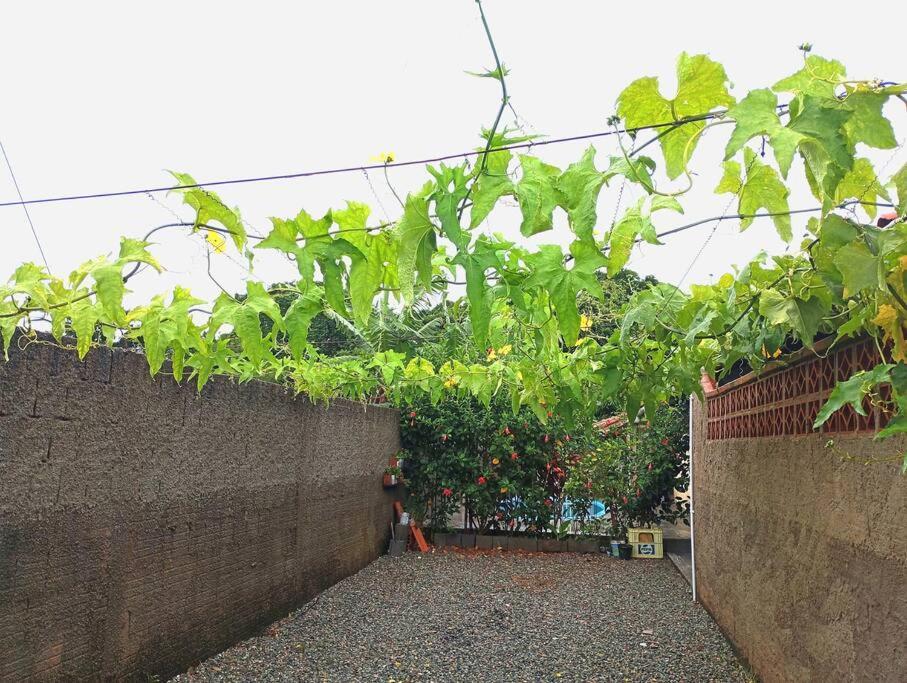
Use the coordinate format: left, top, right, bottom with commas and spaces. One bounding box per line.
469, 148, 514, 229
818, 214, 858, 249
840, 91, 897, 149
453, 237, 505, 348
284, 287, 324, 360
428, 163, 470, 247
395, 183, 436, 303
169, 171, 247, 252
91, 262, 126, 323
602, 155, 657, 191
833, 241, 882, 295
607, 197, 679, 276
834, 158, 890, 219
232, 305, 270, 365
814, 363, 893, 428
259, 217, 307, 272
715, 148, 792, 241
556, 146, 606, 241
758, 289, 825, 344
118, 237, 162, 272
69, 300, 99, 358
524, 242, 605, 345
244, 281, 283, 329
773, 55, 845, 99
515, 156, 562, 236
890, 162, 907, 215
616, 53, 735, 179
335, 202, 384, 325
724, 88, 803, 176
787, 96, 854, 201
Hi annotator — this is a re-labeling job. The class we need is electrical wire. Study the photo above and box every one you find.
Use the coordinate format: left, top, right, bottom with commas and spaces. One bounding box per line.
0, 110, 754, 210
0, 138, 51, 271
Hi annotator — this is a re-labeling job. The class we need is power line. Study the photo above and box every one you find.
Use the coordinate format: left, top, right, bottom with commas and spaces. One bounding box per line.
0, 138, 51, 271
0, 110, 740, 210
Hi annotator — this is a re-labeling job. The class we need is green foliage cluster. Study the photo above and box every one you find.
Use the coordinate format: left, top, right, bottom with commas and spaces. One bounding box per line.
399, 394, 600, 535
2, 47, 906, 469
565, 404, 689, 537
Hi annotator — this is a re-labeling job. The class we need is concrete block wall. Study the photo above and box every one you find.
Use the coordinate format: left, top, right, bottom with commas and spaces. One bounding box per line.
692, 386, 907, 681
0, 341, 399, 680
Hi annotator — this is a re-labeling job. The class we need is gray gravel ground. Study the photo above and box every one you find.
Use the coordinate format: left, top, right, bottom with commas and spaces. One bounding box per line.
172, 550, 748, 683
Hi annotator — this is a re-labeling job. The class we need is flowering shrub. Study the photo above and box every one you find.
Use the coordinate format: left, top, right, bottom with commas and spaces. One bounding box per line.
400, 395, 597, 534
565, 402, 688, 537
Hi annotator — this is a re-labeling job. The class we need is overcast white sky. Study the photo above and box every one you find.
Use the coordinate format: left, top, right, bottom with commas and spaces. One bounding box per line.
1, 1, 904, 308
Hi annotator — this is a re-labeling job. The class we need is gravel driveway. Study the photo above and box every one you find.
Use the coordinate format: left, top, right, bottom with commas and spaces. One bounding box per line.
172, 550, 748, 682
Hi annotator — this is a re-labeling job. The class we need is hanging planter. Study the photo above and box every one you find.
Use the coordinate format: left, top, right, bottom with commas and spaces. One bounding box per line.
383, 455, 403, 488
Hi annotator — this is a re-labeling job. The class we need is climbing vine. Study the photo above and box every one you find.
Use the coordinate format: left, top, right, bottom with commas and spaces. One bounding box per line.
2, 35, 906, 468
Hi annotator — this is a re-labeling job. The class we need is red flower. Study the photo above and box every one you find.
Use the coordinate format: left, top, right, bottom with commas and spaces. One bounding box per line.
503, 426, 511, 436
543, 499, 553, 507
622, 496, 628, 504
660, 438, 669, 446
442, 488, 453, 497
544, 434, 550, 443
477, 476, 487, 485
510, 452, 519, 461
585, 481, 593, 490
409, 411, 417, 418
647, 463, 653, 471
564, 434, 571, 442
441, 434, 448, 442
547, 411, 553, 418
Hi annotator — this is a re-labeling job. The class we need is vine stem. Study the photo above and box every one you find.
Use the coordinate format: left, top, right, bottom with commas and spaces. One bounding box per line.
457, 0, 508, 221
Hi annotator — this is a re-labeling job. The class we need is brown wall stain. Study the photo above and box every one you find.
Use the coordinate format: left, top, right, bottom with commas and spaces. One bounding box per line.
692, 394, 907, 682
0, 342, 399, 681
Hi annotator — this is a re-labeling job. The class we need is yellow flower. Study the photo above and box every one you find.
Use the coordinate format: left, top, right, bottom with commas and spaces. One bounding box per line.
873, 304, 898, 328
500, 486, 508, 494
443, 376, 460, 389
579, 314, 592, 331
492, 458, 500, 465
205, 230, 227, 254
369, 151, 396, 163
900, 255, 907, 270
761, 345, 782, 359
498, 344, 512, 356
486, 348, 497, 361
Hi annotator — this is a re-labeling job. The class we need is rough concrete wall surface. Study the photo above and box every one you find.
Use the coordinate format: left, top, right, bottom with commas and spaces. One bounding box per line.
0, 342, 399, 681
692, 396, 907, 682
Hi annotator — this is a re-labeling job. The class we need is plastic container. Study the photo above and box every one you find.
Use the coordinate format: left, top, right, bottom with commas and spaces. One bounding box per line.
627, 527, 663, 559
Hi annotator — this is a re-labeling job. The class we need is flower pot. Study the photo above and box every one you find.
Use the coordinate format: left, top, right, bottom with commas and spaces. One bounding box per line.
537, 538, 565, 553
610, 540, 622, 557
618, 543, 633, 560
509, 536, 538, 552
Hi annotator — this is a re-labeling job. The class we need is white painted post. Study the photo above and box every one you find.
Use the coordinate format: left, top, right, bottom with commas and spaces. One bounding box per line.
689, 394, 697, 603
